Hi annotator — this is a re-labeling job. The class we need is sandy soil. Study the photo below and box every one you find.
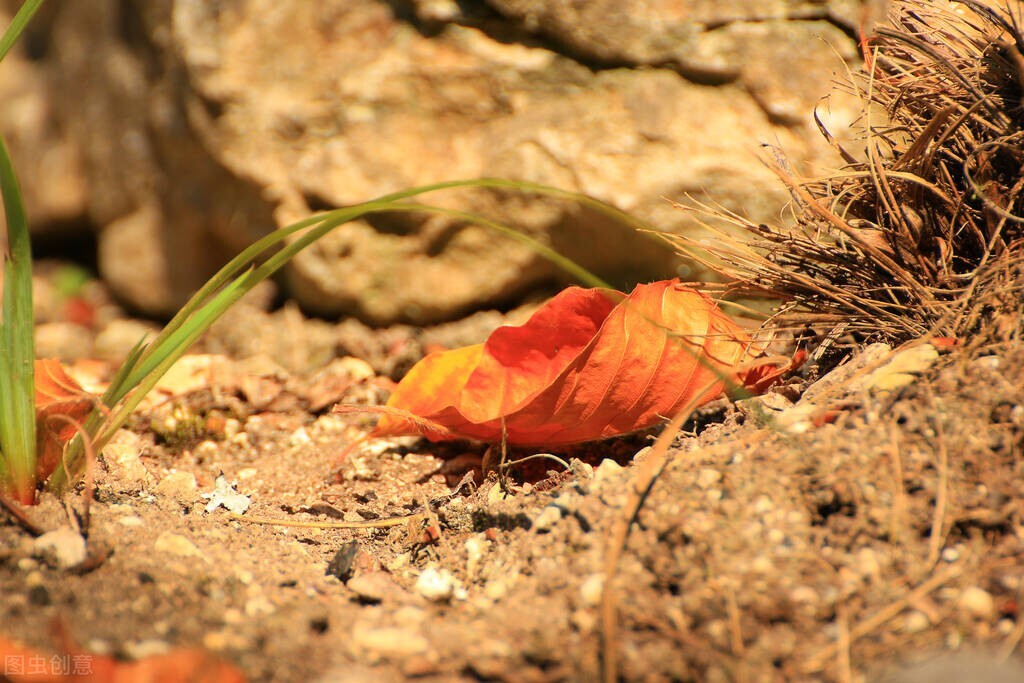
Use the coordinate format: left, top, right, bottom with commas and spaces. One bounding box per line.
2, 266, 1024, 683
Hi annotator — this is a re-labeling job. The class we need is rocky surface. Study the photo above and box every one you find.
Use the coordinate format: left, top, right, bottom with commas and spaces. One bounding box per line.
3, 0, 868, 322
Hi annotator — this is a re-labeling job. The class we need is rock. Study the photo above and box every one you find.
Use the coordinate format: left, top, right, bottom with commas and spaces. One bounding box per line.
532, 505, 563, 533
592, 458, 624, 489
0, 7, 87, 232
123, 639, 171, 659
22, 0, 863, 322
326, 541, 362, 582
957, 586, 996, 621
350, 625, 430, 660
93, 319, 161, 364
902, 610, 930, 634
99, 429, 153, 490
347, 573, 399, 604
415, 566, 463, 602
579, 573, 605, 608
34, 322, 94, 361
33, 527, 87, 570
154, 532, 201, 558
859, 344, 940, 392
154, 470, 198, 504
464, 534, 489, 580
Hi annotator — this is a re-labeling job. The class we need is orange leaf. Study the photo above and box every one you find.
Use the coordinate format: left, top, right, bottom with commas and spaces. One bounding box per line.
347, 279, 798, 447
33, 359, 97, 482
0, 635, 245, 683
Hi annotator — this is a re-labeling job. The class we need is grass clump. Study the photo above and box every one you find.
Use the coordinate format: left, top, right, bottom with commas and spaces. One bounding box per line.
668, 0, 1024, 347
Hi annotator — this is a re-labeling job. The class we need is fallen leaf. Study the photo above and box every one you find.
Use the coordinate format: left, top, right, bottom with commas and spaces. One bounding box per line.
337, 279, 799, 447
33, 359, 97, 482
0, 634, 245, 682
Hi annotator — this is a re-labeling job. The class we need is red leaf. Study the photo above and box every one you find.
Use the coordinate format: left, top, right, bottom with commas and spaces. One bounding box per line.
33, 359, 97, 482
343, 279, 799, 447
0, 635, 245, 682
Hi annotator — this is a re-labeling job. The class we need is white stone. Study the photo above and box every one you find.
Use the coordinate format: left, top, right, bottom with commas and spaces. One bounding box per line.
464, 535, 489, 579
415, 566, 461, 602
123, 639, 171, 659
903, 610, 930, 634
696, 468, 722, 488
579, 574, 605, 608
532, 506, 563, 532
33, 527, 87, 569
958, 586, 996, 620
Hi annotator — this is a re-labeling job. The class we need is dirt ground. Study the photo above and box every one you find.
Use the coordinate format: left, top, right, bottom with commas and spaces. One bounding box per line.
2, 264, 1024, 683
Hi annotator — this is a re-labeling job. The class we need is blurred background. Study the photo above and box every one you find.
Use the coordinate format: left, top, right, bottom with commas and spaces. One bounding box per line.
1, 0, 874, 327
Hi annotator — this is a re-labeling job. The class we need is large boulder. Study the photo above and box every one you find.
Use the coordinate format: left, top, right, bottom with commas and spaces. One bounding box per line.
12, 0, 870, 323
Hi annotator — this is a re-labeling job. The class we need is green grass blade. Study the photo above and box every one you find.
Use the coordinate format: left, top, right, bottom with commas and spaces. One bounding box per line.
0, 136, 37, 503
0, 0, 44, 64
53, 180, 649, 488
132, 177, 659, 372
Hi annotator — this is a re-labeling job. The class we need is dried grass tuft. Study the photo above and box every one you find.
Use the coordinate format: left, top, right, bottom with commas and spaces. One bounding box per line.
667, 0, 1024, 347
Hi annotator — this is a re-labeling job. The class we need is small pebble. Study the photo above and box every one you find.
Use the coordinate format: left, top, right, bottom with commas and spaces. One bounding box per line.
592, 459, 623, 488
351, 625, 429, 659
958, 586, 995, 620
392, 606, 427, 626
28, 584, 50, 607
100, 429, 152, 487
86, 639, 112, 656
244, 596, 276, 617
579, 573, 604, 608
532, 506, 563, 533
202, 631, 230, 652
486, 482, 510, 504
326, 541, 361, 582
903, 610, 930, 634
696, 468, 722, 488
118, 515, 144, 527
941, 546, 961, 563
347, 573, 396, 604
415, 566, 462, 602
289, 427, 312, 446
154, 470, 198, 502
33, 527, 87, 569
484, 579, 510, 601
154, 532, 201, 558
123, 639, 171, 659
856, 547, 882, 578
464, 535, 489, 579
401, 654, 440, 677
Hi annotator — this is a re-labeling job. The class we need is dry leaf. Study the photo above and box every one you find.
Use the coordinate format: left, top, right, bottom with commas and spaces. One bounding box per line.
33, 359, 97, 482
338, 279, 799, 447
0, 634, 245, 683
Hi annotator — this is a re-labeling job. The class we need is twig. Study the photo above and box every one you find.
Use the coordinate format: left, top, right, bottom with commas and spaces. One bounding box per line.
599, 412, 677, 683
230, 513, 426, 530
837, 603, 853, 683
725, 587, 745, 658
887, 430, 907, 544
0, 495, 45, 536
801, 563, 963, 673
599, 371, 772, 683
500, 452, 571, 473
925, 404, 950, 570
